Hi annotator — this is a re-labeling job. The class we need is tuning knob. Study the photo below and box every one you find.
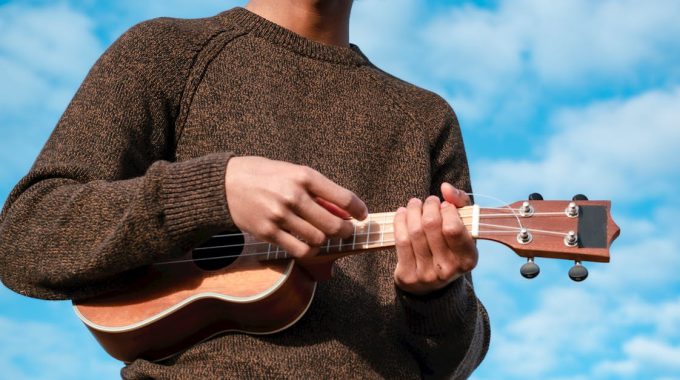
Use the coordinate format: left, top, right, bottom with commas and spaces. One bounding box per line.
520, 258, 540, 279
528, 193, 544, 201
568, 261, 588, 281
572, 194, 588, 201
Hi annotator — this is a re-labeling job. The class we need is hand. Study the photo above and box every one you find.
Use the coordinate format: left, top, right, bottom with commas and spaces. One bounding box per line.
393, 183, 478, 295
225, 156, 368, 258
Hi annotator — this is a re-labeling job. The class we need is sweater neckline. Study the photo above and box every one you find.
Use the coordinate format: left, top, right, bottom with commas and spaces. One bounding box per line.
218, 7, 369, 66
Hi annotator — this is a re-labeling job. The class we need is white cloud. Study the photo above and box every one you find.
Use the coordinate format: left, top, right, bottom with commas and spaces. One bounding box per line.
353, 0, 680, 125
484, 282, 680, 379
0, 316, 119, 380
125, 0, 243, 17
0, 3, 102, 114
473, 86, 680, 202
504, 0, 674, 84
431, 0, 680, 85
490, 286, 609, 377
351, 0, 424, 83
589, 232, 680, 293
624, 337, 680, 369
0, 3, 103, 191
595, 336, 680, 377
617, 297, 680, 340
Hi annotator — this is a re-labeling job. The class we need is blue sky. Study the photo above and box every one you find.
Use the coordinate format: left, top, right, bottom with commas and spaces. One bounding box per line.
1, 0, 679, 379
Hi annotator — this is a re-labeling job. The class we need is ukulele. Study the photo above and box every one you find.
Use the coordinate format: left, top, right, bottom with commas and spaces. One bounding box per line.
73, 194, 620, 363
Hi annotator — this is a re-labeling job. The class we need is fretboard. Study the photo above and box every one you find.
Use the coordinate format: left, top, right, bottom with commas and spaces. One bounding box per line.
192, 206, 479, 263
259, 206, 478, 261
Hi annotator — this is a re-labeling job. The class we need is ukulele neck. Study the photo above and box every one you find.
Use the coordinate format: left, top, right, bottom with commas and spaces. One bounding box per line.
314, 206, 478, 257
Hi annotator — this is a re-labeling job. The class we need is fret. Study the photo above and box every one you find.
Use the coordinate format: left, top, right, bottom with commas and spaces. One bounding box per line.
325, 238, 331, 254
357, 223, 368, 249
471, 204, 480, 238
366, 215, 372, 248
380, 214, 385, 247
267, 243, 272, 261
351, 223, 357, 251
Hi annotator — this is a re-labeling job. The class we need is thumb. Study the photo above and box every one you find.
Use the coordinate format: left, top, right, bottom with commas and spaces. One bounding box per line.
441, 182, 471, 208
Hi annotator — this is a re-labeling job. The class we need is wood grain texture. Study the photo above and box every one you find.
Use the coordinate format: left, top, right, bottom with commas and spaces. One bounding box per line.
75, 261, 316, 362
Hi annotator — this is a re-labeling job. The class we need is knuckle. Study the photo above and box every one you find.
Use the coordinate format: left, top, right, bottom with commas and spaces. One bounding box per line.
268, 205, 287, 223
442, 222, 465, 239
435, 262, 457, 281
259, 224, 278, 241
422, 215, 441, 230
281, 187, 304, 208
296, 166, 315, 185
460, 254, 479, 272
408, 224, 424, 239
395, 232, 411, 248
395, 270, 417, 288
298, 244, 317, 258
417, 270, 438, 285
328, 220, 346, 237
309, 231, 326, 246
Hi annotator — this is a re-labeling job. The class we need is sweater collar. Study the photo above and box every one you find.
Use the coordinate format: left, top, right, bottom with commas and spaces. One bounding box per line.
219, 7, 369, 66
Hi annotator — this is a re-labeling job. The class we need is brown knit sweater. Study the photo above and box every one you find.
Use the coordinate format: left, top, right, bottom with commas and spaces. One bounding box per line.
0, 7, 489, 380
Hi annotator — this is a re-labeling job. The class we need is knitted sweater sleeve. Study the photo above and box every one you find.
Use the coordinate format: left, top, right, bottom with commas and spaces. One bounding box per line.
0, 19, 235, 301
396, 101, 490, 379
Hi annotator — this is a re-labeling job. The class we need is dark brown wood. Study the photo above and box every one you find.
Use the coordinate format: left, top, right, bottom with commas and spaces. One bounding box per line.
476, 200, 619, 262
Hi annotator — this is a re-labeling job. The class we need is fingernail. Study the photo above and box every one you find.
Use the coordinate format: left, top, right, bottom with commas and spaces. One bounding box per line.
426, 195, 440, 203
441, 201, 450, 208
396, 207, 407, 213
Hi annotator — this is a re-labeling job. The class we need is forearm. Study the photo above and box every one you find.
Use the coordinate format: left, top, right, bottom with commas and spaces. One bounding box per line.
0, 153, 233, 300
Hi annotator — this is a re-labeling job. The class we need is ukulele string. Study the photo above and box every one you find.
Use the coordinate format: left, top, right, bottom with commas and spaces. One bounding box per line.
158, 193, 574, 266
155, 223, 572, 266
208, 209, 564, 240
201, 221, 569, 251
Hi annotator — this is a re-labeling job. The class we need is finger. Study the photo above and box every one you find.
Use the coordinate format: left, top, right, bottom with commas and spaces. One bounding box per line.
295, 195, 354, 238
281, 212, 328, 247
272, 229, 320, 259
304, 169, 368, 220
440, 201, 471, 248
441, 182, 471, 208
406, 198, 436, 283
441, 202, 479, 273
393, 207, 418, 290
422, 196, 458, 282
316, 197, 352, 219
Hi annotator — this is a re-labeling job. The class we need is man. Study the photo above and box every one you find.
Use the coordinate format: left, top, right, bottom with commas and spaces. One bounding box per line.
0, 0, 489, 378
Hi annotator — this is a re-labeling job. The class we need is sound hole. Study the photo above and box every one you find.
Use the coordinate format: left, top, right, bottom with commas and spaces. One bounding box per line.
192, 232, 244, 271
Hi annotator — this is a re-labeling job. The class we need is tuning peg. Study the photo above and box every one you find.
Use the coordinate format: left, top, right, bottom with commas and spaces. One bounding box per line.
572, 194, 588, 201
520, 258, 540, 279
528, 193, 544, 201
568, 261, 588, 282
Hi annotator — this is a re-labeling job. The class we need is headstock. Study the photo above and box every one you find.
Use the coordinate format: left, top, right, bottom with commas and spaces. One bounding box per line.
473, 193, 620, 281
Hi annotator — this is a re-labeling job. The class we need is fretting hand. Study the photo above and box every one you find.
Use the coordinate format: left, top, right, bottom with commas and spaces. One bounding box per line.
225, 156, 368, 258
393, 183, 479, 295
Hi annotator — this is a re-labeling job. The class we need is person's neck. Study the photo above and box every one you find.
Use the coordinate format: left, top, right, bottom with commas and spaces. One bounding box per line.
244, 0, 353, 47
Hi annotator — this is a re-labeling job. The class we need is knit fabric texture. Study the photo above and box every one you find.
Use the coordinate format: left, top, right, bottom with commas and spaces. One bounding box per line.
0, 7, 489, 379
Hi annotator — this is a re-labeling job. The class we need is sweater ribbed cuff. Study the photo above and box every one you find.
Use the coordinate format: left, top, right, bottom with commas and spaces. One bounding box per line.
160, 152, 234, 246
396, 276, 475, 336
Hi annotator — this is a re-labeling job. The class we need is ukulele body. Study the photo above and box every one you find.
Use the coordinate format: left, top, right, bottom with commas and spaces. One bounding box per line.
74, 250, 317, 363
